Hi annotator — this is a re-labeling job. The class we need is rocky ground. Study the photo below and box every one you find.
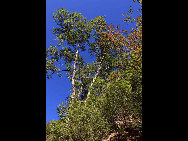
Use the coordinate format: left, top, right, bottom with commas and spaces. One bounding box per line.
102, 128, 142, 141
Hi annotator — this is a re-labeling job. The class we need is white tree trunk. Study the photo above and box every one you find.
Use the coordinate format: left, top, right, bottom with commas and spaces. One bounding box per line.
71, 44, 79, 99
85, 55, 104, 101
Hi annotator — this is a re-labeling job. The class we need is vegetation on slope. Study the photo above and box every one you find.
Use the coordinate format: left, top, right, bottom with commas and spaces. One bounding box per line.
46, 0, 142, 140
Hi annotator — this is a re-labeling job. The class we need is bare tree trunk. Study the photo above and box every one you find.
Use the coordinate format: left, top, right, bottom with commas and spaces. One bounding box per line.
71, 44, 79, 99
85, 55, 104, 101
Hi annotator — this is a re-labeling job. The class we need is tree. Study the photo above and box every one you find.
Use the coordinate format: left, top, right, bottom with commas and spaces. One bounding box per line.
85, 21, 126, 101
46, 9, 112, 102
46, 0, 142, 139
46, 8, 94, 100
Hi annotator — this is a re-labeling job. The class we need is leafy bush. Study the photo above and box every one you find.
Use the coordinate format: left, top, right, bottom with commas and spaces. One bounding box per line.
46, 67, 142, 140
46, 100, 110, 141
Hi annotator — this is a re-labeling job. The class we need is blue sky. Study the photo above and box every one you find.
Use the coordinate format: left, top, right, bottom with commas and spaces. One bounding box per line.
46, 0, 141, 123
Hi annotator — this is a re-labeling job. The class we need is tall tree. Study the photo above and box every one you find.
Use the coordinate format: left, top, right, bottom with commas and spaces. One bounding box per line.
85, 19, 125, 101
46, 1, 142, 139
46, 8, 93, 100
46, 10, 123, 102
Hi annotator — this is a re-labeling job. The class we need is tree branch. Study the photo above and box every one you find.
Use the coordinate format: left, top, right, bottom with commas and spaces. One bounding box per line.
61, 69, 69, 71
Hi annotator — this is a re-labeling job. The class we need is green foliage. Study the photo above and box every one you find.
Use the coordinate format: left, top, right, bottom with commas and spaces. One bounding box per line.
46, 2, 142, 140
101, 69, 142, 131
46, 67, 142, 140
53, 8, 93, 48
47, 100, 110, 141
46, 120, 64, 141
46, 8, 92, 79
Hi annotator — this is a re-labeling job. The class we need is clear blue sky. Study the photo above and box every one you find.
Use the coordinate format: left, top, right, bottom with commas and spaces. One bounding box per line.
46, 0, 141, 123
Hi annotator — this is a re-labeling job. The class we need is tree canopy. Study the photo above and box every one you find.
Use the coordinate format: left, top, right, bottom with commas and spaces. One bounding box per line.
46, 0, 142, 140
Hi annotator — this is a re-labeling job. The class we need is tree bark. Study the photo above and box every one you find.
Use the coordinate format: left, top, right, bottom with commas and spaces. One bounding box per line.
71, 44, 79, 99
85, 55, 104, 101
